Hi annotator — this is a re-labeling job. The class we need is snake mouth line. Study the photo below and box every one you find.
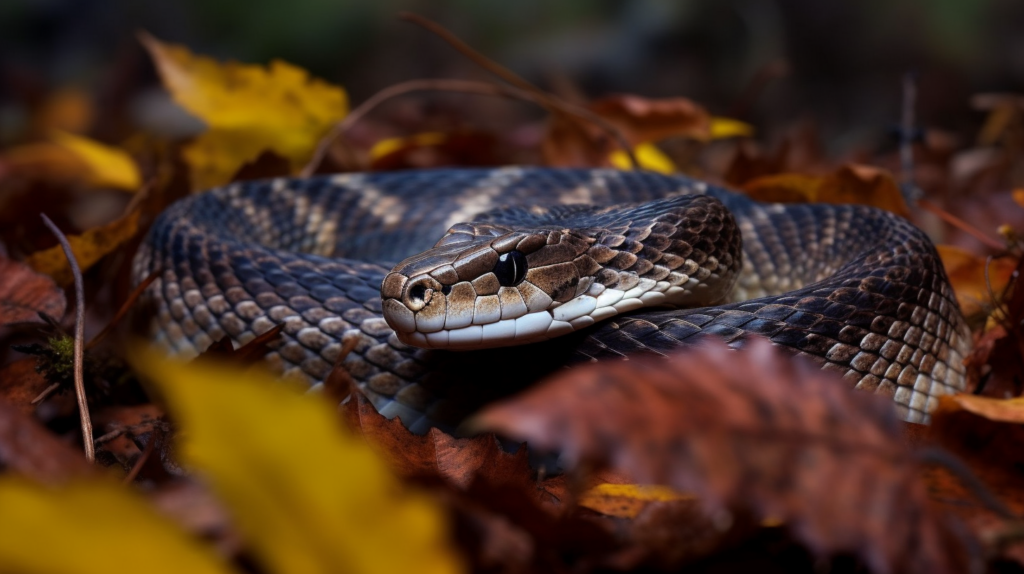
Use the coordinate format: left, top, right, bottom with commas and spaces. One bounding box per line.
390, 281, 704, 350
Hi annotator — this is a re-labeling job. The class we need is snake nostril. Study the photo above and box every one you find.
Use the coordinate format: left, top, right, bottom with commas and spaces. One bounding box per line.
409, 283, 429, 303
403, 277, 443, 312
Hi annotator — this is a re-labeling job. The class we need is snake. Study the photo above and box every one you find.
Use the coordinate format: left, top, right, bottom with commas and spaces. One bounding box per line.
133, 167, 972, 431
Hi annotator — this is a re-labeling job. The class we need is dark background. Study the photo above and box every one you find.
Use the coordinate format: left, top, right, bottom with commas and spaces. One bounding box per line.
1, 0, 1022, 154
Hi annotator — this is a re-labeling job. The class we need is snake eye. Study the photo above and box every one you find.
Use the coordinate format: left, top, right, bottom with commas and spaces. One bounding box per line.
493, 250, 528, 287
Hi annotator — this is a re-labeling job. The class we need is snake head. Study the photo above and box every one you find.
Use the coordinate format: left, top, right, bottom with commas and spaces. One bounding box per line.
381, 195, 742, 350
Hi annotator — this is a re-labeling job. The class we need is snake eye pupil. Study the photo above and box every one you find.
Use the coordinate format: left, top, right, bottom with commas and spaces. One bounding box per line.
493, 250, 528, 287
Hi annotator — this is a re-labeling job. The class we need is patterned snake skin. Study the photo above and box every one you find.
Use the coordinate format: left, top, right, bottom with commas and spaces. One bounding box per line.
134, 167, 971, 430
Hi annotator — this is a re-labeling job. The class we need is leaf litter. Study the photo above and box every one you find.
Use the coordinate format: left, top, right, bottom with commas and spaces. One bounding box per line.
0, 13, 1022, 574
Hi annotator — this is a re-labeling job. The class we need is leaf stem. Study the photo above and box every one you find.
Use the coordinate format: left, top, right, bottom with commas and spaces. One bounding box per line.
40, 214, 95, 463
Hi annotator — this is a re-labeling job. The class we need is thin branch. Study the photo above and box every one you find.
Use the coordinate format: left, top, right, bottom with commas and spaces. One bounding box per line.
40, 214, 95, 463
916, 198, 1006, 251
122, 435, 156, 484
303, 78, 638, 177
900, 72, 918, 195
86, 268, 160, 350
397, 12, 639, 169
915, 446, 1017, 520
30, 382, 61, 405
398, 12, 541, 95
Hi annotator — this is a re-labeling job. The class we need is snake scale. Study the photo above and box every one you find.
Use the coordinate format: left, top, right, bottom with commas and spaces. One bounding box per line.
134, 167, 971, 431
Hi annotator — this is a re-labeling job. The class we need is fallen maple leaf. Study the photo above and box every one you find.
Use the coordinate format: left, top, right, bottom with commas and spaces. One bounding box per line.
473, 336, 968, 573
741, 163, 912, 218
25, 208, 140, 286
50, 130, 142, 191
140, 33, 349, 190
0, 256, 66, 326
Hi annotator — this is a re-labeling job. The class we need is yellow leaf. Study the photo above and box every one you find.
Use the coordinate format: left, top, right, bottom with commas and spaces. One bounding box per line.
609, 142, 677, 174
134, 350, 463, 574
140, 33, 348, 190
710, 116, 754, 139
0, 478, 233, 574
26, 209, 140, 286
579, 483, 692, 518
51, 131, 142, 191
369, 132, 448, 160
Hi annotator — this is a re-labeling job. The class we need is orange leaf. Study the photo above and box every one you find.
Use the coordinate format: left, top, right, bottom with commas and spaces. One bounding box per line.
742, 164, 911, 217
936, 245, 1017, 317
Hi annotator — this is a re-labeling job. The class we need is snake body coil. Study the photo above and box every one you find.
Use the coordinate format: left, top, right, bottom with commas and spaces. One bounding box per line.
134, 168, 971, 430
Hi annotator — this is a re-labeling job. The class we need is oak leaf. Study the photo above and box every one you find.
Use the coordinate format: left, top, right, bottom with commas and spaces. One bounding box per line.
474, 336, 968, 573
140, 33, 348, 190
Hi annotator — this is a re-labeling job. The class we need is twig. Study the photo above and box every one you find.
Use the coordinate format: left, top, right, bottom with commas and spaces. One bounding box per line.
86, 268, 161, 350
915, 446, 1017, 520
399, 12, 639, 168
302, 78, 638, 177
399, 12, 542, 95
916, 198, 1006, 251
900, 72, 919, 197
29, 382, 61, 405
40, 214, 95, 463
122, 435, 156, 484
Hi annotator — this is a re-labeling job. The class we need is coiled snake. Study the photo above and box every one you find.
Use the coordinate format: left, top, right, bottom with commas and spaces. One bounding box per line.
134, 168, 971, 430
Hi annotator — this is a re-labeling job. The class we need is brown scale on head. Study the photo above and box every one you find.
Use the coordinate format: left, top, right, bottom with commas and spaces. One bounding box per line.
381, 194, 742, 350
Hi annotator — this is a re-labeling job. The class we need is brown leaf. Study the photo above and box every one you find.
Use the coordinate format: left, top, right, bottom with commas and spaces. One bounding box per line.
541, 94, 710, 168
474, 337, 968, 573
0, 399, 95, 481
342, 391, 535, 493
742, 163, 911, 218
0, 358, 54, 414
0, 256, 66, 326
195, 324, 284, 365
930, 395, 1024, 467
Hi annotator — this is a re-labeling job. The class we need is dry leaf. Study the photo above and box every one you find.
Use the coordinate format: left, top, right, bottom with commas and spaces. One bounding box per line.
342, 390, 534, 493
133, 350, 463, 574
542, 94, 710, 168
937, 245, 1017, 317
931, 394, 1024, 467
0, 400, 95, 481
742, 163, 911, 218
0, 256, 66, 325
51, 130, 142, 191
140, 33, 348, 190
578, 483, 693, 519
474, 337, 968, 573
25, 208, 140, 285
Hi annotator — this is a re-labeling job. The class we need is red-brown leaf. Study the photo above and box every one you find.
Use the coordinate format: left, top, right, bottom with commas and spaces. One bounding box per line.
0, 256, 66, 326
473, 336, 969, 573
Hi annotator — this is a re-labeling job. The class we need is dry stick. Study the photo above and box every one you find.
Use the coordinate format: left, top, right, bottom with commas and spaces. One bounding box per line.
122, 436, 156, 485
398, 12, 639, 168
40, 214, 95, 462
302, 78, 638, 177
900, 72, 918, 194
86, 269, 160, 350
916, 198, 1005, 251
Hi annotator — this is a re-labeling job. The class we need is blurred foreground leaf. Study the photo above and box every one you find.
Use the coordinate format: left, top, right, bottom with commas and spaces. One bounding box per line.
50, 131, 142, 191
475, 337, 968, 573
140, 33, 348, 190
0, 479, 232, 574
134, 350, 463, 574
